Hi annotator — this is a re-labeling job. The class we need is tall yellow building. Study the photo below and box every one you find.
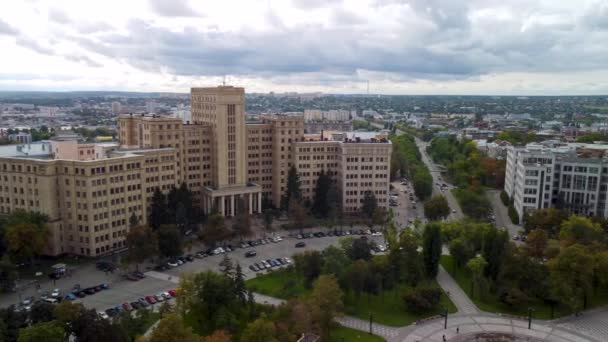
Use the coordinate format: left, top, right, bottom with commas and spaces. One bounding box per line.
0, 86, 391, 257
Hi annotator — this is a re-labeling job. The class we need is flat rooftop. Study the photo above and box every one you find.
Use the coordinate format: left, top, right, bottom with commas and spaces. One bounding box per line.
0, 142, 52, 158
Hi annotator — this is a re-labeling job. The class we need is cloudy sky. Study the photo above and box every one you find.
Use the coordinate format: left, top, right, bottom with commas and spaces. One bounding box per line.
1, 0, 608, 94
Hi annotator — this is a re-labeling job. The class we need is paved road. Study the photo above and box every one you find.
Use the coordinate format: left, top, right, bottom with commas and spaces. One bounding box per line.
390, 181, 425, 231
487, 189, 522, 238
414, 138, 463, 221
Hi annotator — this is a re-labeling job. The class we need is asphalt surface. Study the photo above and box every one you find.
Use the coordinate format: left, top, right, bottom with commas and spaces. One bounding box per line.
1, 233, 385, 313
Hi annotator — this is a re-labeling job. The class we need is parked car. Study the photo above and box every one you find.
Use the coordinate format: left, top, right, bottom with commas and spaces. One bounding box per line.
272, 236, 283, 242
145, 296, 157, 304
130, 301, 141, 310
51, 289, 61, 298
185, 255, 195, 262
245, 250, 257, 258
249, 265, 258, 272
167, 260, 179, 267
256, 262, 266, 270
22, 297, 34, 306
98, 311, 109, 320
85, 287, 97, 295
125, 273, 140, 281
122, 302, 133, 312
162, 292, 172, 300
168, 289, 178, 297
76, 291, 87, 298
133, 271, 146, 279
154, 294, 165, 302
64, 293, 76, 301
295, 242, 306, 248
283, 257, 292, 264
105, 308, 117, 317
138, 298, 150, 307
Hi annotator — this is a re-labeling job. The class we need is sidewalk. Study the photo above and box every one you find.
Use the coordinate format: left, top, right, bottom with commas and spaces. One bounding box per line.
436, 266, 479, 315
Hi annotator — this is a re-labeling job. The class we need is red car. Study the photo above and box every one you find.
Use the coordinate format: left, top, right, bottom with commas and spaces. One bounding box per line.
145, 296, 157, 304
168, 289, 178, 297
122, 302, 133, 311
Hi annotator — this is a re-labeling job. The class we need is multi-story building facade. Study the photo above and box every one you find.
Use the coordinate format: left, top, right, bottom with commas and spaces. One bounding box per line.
504, 142, 608, 220
0, 86, 390, 257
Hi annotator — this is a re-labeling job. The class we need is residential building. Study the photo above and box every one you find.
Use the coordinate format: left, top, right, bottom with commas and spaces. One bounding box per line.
504, 142, 608, 220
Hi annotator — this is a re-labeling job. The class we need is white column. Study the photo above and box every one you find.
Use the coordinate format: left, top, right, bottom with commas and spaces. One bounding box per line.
230, 195, 235, 217
248, 193, 253, 214
258, 192, 262, 213
219, 196, 225, 216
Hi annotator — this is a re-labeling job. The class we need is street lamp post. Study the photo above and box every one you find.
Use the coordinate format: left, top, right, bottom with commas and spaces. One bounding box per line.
528, 307, 535, 329
369, 311, 373, 335
442, 306, 448, 329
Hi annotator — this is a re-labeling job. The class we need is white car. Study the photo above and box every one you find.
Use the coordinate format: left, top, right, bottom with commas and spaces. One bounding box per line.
372, 232, 383, 236
162, 292, 172, 300
98, 311, 109, 320
167, 261, 179, 267
273, 236, 283, 242
51, 288, 61, 298
283, 257, 292, 264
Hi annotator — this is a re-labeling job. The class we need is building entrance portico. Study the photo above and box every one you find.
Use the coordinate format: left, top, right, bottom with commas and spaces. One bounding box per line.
202, 184, 263, 216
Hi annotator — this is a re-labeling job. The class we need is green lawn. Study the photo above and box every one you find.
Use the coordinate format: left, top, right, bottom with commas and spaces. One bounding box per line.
246, 267, 457, 327
440, 255, 608, 319
330, 324, 385, 342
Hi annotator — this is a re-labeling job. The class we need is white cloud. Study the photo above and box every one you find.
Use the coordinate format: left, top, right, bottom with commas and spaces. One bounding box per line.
0, 0, 607, 94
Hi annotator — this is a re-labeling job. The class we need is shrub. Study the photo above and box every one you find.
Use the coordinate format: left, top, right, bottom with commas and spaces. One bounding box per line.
508, 204, 519, 224
500, 191, 510, 206
403, 286, 442, 313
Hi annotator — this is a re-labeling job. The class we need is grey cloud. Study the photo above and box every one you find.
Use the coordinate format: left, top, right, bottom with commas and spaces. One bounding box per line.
63, 55, 103, 68
0, 18, 18, 35
76, 21, 114, 34
582, 2, 608, 29
48, 8, 71, 24
291, 0, 343, 9
148, 0, 200, 17
16, 36, 55, 55
66, 2, 608, 83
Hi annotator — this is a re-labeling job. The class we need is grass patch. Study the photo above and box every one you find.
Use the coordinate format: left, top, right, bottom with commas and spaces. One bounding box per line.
247, 268, 457, 327
330, 324, 385, 342
142, 311, 161, 332
440, 255, 608, 319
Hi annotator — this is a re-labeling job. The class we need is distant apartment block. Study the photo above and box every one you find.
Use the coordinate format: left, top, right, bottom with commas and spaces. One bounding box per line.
0, 86, 390, 257
8, 132, 32, 144
304, 109, 350, 122
504, 142, 608, 220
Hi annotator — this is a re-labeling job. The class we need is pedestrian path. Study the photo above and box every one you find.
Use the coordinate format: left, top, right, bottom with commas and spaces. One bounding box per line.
336, 316, 401, 340
436, 266, 479, 315
399, 313, 602, 342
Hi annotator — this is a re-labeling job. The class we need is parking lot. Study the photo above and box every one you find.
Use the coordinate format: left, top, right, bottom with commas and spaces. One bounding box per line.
3, 232, 385, 315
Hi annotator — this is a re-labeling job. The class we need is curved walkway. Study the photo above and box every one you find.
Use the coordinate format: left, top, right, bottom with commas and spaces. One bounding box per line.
437, 266, 479, 315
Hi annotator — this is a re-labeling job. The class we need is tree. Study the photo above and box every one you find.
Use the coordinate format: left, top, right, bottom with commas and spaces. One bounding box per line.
148, 314, 199, 342
157, 225, 183, 259
126, 225, 158, 270
263, 210, 274, 238
343, 260, 369, 298
203, 330, 232, 342
321, 245, 349, 279
392, 230, 424, 287
523, 208, 569, 237
293, 251, 323, 288
549, 244, 594, 312
201, 213, 228, 248
129, 212, 139, 228
361, 191, 378, 220
526, 229, 548, 259
240, 317, 278, 342
54, 301, 87, 336
71, 309, 127, 342
309, 275, 344, 340
29, 301, 55, 324
0, 305, 28, 342
481, 228, 509, 281
4, 211, 49, 263
448, 238, 473, 270
423, 195, 450, 221
18, 321, 64, 342
345, 237, 372, 261
0, 255, 17, 292
403, 286, 442, 313
559, 216, 603, 247
467, 256, 488, 299
148, 188, 167, 231
115, 309, 150, 341
232, 199, 252, 242
158, 301, 174, 319
288, 200, 310, 234
281, 165, 302, 211
422, 223, 442, 278
312, 170, 332, 218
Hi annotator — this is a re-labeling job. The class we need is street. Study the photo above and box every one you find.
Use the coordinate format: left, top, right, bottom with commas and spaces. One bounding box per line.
414, 137, 463, 220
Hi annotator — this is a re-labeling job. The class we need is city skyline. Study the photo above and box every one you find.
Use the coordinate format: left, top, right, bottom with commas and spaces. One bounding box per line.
1, 0, 608, 95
